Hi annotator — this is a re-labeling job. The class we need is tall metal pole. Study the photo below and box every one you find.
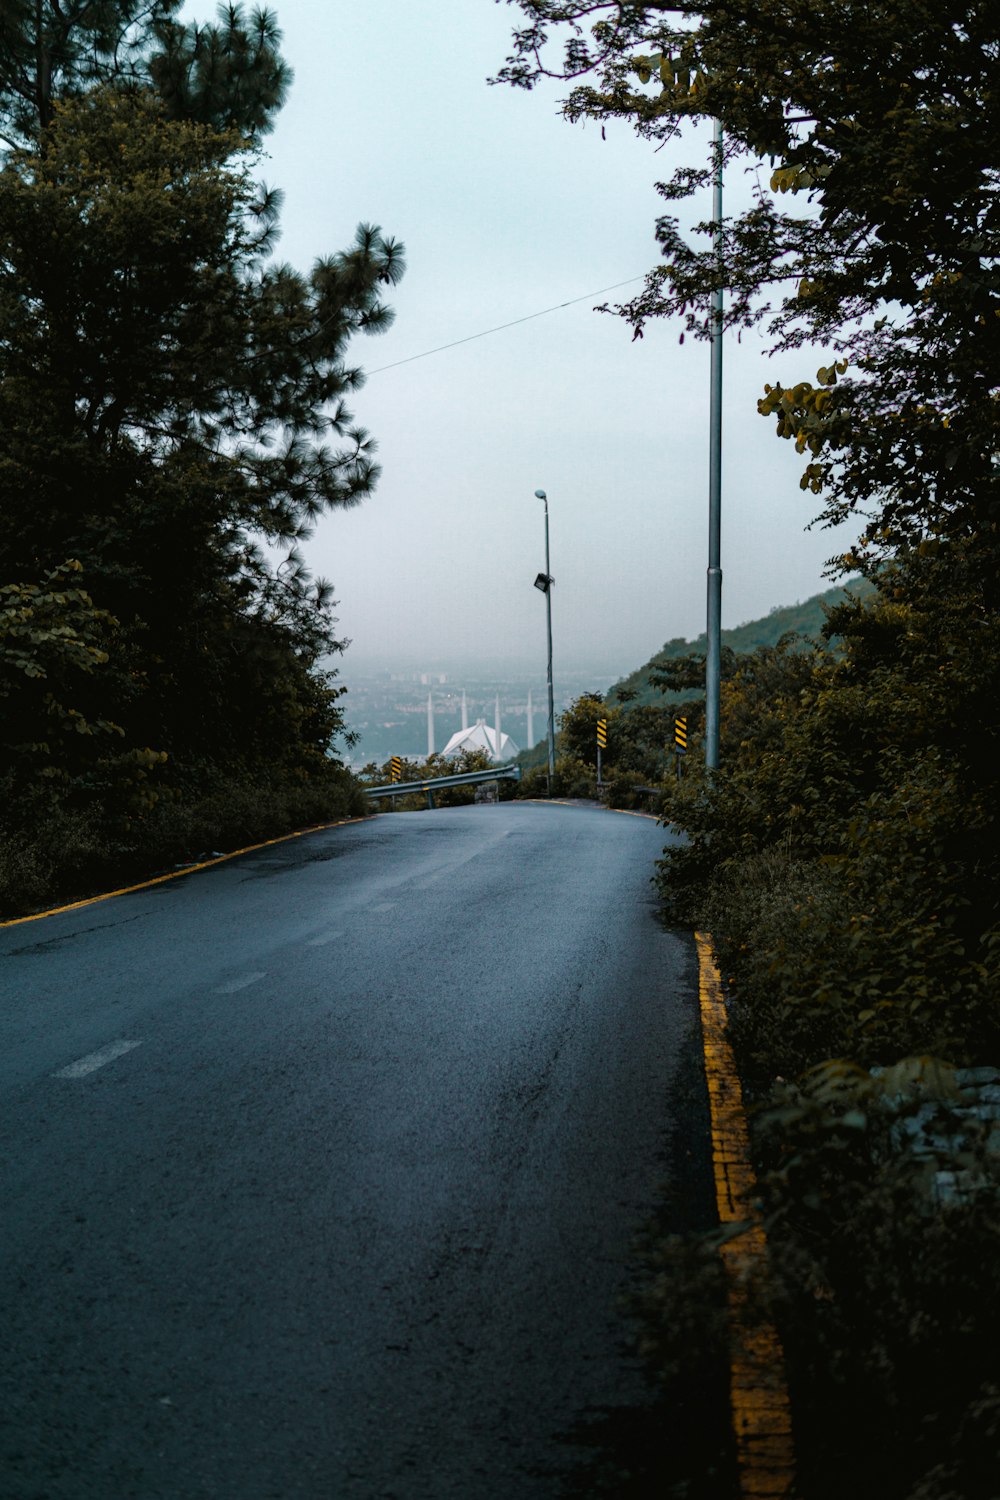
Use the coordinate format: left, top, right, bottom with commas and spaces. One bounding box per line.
705, 117, 724, 771
536, 489, 557, 790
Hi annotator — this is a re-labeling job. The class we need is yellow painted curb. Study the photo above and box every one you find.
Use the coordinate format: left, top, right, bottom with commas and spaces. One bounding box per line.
0, 815, 374, 929
695, 931, 797, 1499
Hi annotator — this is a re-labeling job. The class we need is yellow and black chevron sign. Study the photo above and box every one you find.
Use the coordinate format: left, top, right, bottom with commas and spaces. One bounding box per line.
674, 717, 688, 754
390, 756, 402, 783
596, 718, 608, 749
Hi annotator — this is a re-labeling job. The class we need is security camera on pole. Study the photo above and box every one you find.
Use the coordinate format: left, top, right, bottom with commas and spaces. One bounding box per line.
532, 489, 556, 793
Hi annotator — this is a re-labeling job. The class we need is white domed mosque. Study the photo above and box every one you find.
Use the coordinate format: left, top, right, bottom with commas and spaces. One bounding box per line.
428, 689, 520, 763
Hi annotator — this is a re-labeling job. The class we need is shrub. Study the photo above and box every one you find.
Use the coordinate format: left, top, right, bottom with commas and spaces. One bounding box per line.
753, 1064, 1000, 1500
645, 553, 1000, 1497
0, 760, 366, 917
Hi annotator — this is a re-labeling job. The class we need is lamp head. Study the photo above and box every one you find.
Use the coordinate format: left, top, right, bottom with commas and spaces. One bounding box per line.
534, 489, 546, 500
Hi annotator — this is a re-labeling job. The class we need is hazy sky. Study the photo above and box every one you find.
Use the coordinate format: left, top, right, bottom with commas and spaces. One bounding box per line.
187, 0, 852, 675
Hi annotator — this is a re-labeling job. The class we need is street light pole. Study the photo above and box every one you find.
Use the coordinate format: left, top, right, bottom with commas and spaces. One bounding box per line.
705, 117, 724, 772
534, 488, 557, 791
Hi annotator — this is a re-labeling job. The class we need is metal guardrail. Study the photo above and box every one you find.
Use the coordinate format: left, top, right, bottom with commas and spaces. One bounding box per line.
364, 763, 522, 809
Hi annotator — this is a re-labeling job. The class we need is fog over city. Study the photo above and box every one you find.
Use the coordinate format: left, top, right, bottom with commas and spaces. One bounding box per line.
184, 0, 852, 680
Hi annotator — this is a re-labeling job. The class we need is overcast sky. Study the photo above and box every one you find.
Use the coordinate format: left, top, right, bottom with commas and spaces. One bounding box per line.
187, 0, 852, 675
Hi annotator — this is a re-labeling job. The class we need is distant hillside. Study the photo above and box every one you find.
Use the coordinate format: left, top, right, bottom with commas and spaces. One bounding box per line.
609, 578, 873, 707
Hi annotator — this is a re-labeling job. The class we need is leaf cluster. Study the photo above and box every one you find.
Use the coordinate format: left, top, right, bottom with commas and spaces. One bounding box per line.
496, 1, 1000, 561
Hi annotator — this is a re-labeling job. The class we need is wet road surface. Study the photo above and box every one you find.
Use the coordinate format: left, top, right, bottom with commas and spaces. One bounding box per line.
1, 802, 714, 1499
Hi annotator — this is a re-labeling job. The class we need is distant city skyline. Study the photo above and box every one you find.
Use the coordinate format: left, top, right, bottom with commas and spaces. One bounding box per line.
340, 658, 617, 769
337, 652, 638, 681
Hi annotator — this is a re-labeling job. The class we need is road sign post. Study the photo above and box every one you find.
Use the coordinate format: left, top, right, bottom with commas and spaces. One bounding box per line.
596, 718, 607, 785
390, 756, 402, 809
674, 717, 687, 779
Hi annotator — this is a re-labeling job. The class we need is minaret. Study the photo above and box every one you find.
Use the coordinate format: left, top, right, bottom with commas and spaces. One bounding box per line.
526, 688, 534, 750
494, 692, 502, 763
461, 689, 468, 731
427, 691, 435, 758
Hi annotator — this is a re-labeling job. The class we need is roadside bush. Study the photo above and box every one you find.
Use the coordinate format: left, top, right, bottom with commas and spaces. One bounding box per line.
0, 759, 365, 918
515, 754, 597, 799
655, 563, 1000, 1075
752, 1063, 1000, 1500
553, 753, 596, 798
603, 775, 669, 813
516, 764, 551, 797
0, 797, 113, 915
645, 551, 1000, 1497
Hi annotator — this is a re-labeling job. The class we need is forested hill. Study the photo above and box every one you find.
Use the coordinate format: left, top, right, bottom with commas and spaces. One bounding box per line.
609, 577, 873, 706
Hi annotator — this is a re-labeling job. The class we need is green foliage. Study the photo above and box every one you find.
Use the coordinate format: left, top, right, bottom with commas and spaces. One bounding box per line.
0, 559, 177, 867
605, 702, 681, 782
658, 557, 1000, 1074
1, 559, 121, 759
515, 763, 551, 797
513, 752, 595, 799
514, 690, 687, 796
496, 2, 1000, 568
0, 22, 403, 913
556, 689, 608, 766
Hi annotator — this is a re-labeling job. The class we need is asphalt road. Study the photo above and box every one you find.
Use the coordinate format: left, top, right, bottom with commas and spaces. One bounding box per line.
1, 801, 716, 1500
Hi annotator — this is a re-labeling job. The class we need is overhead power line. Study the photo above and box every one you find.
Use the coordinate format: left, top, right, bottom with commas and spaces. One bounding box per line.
364, 276, 646, 376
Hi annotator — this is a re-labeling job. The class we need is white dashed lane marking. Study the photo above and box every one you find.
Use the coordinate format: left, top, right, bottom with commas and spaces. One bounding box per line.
54, 1039, 142, 1079
306, 932, 344, 948
214, 972, 266, 995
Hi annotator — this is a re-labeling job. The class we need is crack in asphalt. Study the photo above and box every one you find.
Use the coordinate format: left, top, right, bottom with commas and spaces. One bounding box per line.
3, 909, 152, 958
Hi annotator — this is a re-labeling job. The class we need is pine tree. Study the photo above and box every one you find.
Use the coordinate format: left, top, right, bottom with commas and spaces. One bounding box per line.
0, 1, 290, 143
0, 9, 404, 903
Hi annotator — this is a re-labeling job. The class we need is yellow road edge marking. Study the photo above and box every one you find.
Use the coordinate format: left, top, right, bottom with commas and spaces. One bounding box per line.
695, 930, 798, 1499
0, 815, 374, 929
